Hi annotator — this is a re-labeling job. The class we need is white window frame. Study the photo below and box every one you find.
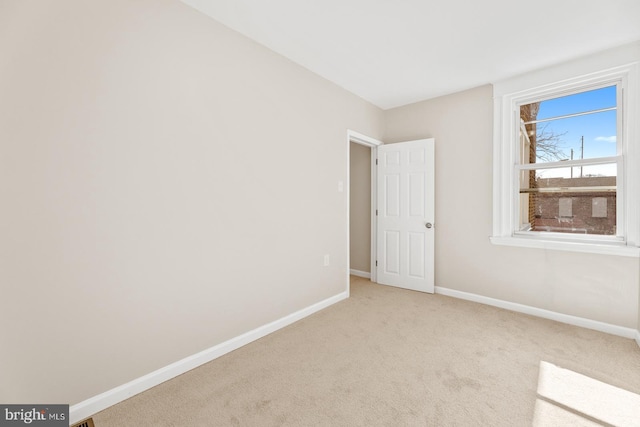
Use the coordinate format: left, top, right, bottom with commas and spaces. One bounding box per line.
491, 46, 640, 257
515, 81, 622, 241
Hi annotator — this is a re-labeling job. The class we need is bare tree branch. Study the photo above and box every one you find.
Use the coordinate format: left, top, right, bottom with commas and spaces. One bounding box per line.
521, 103, 569, 163
534, 123, 568, 162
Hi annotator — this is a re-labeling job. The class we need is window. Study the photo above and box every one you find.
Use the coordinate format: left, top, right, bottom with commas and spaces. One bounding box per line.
518, 85, 619, 237
492, 49, 639, 256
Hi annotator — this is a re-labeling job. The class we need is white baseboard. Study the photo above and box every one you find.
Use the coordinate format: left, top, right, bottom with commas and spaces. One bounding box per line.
435, 286, 637, 340
349, 269, 371, 279
69, 290, 348, 425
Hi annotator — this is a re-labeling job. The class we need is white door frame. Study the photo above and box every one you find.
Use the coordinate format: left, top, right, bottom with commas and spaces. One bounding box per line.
347, 129, 382, 290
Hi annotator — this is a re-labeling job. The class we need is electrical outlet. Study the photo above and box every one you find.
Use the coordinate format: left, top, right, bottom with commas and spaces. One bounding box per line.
323, 254, 330, 266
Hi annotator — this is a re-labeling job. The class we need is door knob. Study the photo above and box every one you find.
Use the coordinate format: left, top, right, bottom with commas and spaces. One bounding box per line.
425, 222, 432, 229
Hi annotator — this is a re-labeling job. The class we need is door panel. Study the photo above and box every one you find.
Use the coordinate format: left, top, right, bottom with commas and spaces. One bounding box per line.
384, 230, 400, 275
376, 139, 434, 293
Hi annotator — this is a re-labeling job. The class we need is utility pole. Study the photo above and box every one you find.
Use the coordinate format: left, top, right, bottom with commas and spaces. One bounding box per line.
580, 136, 584, 178
570, 148, 574, 178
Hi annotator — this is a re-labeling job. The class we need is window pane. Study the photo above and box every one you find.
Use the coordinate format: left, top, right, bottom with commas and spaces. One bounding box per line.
519, 85, 617, 164
535, 163, 617, 180
518, 165, 616, 235
519, 110, 616, 164
535, 86, 616, 120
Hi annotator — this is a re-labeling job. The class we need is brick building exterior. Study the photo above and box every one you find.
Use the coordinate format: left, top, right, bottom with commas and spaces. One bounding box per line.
530, 176, 616, 235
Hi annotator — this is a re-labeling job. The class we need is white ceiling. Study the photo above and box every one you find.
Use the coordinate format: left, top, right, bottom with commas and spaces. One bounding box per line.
180, 0, 640, 110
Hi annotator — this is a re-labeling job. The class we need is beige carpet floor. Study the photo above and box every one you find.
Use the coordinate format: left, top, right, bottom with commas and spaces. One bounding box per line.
93, 276, 640, 426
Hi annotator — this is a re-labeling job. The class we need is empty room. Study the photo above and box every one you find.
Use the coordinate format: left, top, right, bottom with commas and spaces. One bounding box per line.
1, 0, 639, 426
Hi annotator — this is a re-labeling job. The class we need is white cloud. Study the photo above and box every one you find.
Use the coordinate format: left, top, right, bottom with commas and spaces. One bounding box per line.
595, 136, 616, 143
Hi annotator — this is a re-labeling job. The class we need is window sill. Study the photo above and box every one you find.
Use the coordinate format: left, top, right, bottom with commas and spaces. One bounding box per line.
490, 236, 640, 257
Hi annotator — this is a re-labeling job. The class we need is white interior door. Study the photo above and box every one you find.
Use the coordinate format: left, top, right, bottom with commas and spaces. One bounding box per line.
376, 139, 434, 293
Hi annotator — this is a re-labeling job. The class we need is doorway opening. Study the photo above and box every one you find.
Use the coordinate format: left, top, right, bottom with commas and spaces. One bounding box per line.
347, 130, 381, 293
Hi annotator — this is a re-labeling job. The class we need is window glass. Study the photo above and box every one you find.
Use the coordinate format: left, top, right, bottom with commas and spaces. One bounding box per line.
516, 84, 619, 238
534, 86, 616, 120
518, 165, 616, 235
520, 86, 617, 164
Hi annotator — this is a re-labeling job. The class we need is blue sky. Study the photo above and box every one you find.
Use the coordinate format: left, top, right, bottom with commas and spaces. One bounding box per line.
528, 85, 617, 178
536, 85, 617, 161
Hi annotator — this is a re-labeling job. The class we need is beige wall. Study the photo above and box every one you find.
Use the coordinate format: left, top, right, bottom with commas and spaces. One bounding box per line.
384, 85, 640, 329
0, 0, 383, 404
349, 143, 371, 273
